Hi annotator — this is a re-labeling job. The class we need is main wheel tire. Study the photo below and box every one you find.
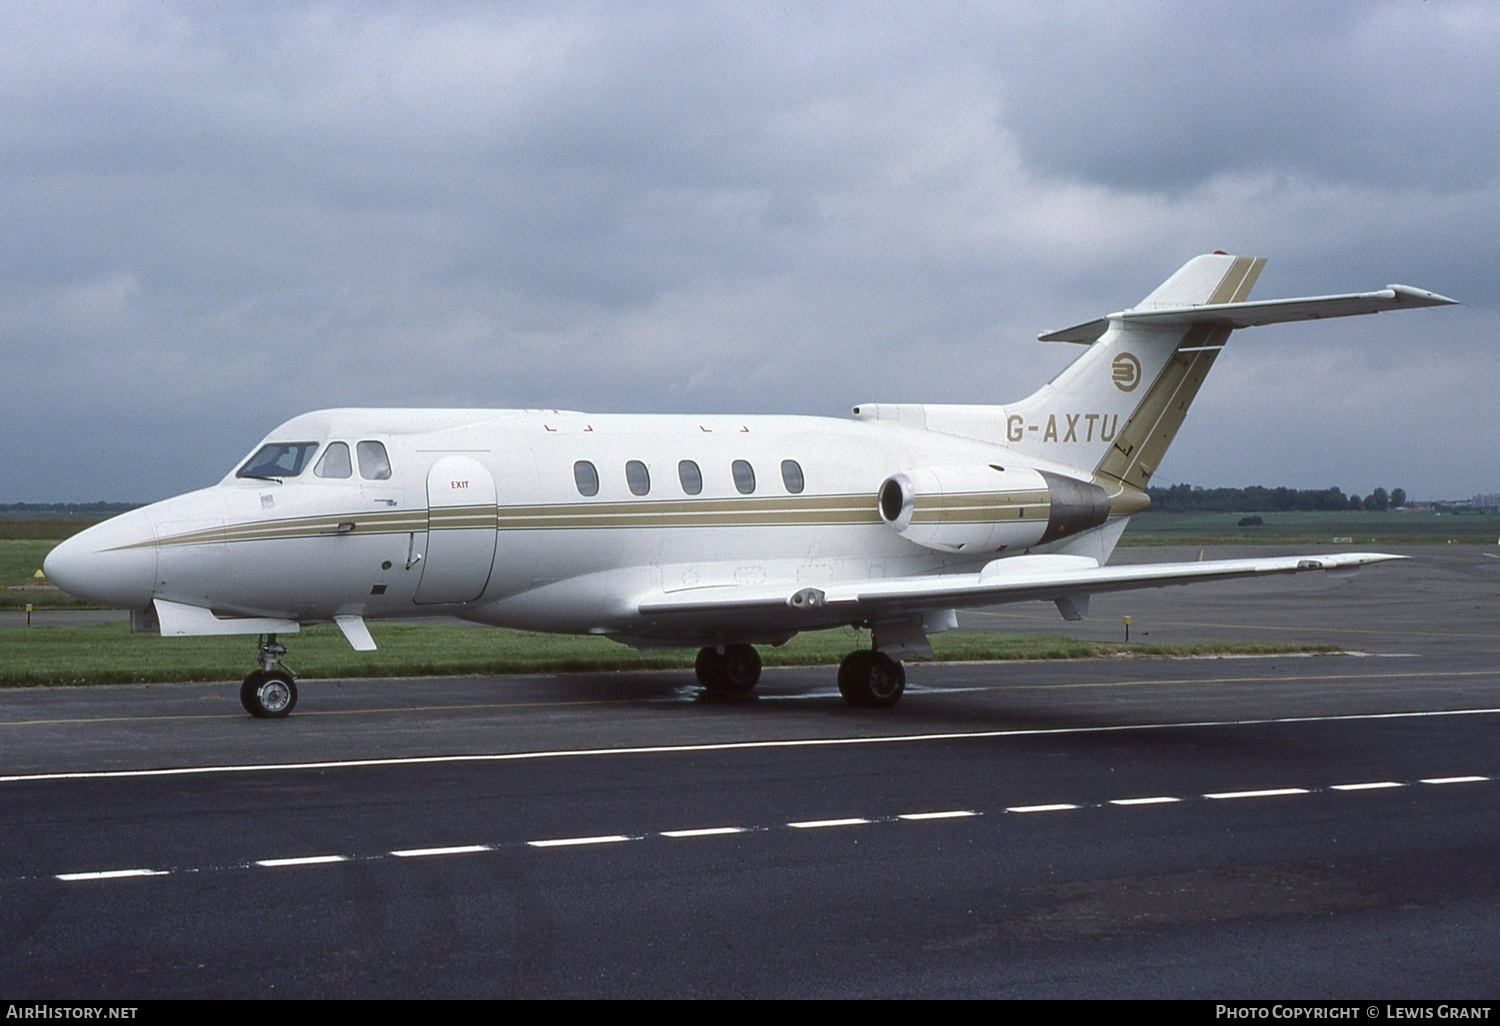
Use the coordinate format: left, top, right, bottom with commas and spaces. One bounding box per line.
241, 669, 298, 718
864, 652, 906, 707
696, 645, 761, 696
837, 650, 906, 708
837, 650, 877, 702
719, 644, 762, 693
695, 647, 726, 690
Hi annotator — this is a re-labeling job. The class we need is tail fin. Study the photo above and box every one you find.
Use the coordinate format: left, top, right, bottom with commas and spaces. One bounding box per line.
1004, 254, 1264, 507
853, 253, 1453, 515
1004, 253, 1454, 511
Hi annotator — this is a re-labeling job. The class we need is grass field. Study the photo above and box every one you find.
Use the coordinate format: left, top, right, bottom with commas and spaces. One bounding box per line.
1, 521, 92, 609
0, 621, 1338, 688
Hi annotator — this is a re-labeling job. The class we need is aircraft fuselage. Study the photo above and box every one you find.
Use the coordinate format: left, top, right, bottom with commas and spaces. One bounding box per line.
50, 406, 1094, 646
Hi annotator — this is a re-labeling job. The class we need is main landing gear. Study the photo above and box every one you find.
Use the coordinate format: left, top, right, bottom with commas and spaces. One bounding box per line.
836, 649, 906, 708
240, 634, 298, 719
694, 643, 762, 696
692, 642, 908, 707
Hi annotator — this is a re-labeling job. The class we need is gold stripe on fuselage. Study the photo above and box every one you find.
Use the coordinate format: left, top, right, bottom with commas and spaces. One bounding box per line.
909, 489, 1051, 525
120, 492, 887, 550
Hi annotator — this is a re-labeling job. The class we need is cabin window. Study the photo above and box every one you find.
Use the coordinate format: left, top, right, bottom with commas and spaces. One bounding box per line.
732, 459, 756, 495
357, 441, 392, 481
780, 459, 805, 494
678, 460, 703, 495
626, 460, 651, 496
314, 442, 352, 479
237, 442, 318, 480
574, 460, 599, 497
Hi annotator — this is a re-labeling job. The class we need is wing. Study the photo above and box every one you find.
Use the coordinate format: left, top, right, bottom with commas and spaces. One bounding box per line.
636, 551, 1404, 629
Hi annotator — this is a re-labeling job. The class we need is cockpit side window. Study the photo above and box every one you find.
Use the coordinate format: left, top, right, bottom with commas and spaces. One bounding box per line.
237, 442, 318, 480
314, 442, 352, 479
357, 441, 392, 481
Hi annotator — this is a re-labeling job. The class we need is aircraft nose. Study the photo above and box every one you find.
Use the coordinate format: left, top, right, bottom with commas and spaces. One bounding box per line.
43, 508, 159, 610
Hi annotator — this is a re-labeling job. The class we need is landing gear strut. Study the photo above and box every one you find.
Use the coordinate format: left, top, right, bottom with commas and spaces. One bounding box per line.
837, 649, 906, 708
240, 634, 298, 718
694, 643, 762, 696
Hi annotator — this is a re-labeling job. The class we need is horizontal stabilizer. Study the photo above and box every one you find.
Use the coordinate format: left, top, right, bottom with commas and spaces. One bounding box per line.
1041, 285, 1457, 344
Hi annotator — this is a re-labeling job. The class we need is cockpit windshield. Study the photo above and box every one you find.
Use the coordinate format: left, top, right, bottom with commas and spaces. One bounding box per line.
237, 442, 319, 480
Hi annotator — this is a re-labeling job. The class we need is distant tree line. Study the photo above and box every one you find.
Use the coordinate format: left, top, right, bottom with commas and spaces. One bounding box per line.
0, 502, 141, 515
1147, 484, 1407, 513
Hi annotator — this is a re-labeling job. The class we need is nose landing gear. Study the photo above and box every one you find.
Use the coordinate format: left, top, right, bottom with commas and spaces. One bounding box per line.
240, 634, 298, 718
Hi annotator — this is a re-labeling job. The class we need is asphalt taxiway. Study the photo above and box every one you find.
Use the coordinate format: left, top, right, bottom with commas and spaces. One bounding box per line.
1, 545, 1497, 997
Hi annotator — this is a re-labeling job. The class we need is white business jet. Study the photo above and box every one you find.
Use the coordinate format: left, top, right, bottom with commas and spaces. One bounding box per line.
44, 254, 1455, 718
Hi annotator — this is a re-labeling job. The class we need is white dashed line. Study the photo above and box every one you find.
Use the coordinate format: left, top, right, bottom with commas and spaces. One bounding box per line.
1330, 781, 1404, 791
33, 771, 1494, 883
56, 868, 169, 881
1203, 788, 1310, 800
390, 845, 492, 858
527, 835, 633, 848
256, 855, 348, 868
1006, 803, 1079, 813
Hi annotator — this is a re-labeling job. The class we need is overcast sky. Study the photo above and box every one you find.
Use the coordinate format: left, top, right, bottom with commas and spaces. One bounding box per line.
5, 1, 1495, 503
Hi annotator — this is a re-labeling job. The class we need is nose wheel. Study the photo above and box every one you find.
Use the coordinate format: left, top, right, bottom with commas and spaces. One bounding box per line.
240, 634, 299, 718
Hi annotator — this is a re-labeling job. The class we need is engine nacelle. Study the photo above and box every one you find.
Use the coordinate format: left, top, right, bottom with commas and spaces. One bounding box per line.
878, 465, 1109, 554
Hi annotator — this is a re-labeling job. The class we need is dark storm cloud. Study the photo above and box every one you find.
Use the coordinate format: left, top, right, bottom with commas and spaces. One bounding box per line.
2, 2, 1494, 501
995, 2, 1500, 193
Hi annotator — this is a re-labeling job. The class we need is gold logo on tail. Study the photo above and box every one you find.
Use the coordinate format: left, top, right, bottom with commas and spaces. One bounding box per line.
1112, 352, 1141, 392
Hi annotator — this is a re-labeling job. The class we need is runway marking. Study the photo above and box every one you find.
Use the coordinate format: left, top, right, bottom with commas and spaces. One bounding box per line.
1006, 803, 1079, 813
1330, 781, 1404, 791
390, 845, 492, 858
528, 834, 633, 848
256, 855, 348, 867
55, 868, 168, 881
5, 664, 1498, 734
41, 770, 1495, 884
1204, 787, 1309, 800
6, 702, 1500, 785
959, 668, 1500, 696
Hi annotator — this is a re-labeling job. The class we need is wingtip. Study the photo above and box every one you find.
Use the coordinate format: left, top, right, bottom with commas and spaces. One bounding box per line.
1386, 284, 1460, 306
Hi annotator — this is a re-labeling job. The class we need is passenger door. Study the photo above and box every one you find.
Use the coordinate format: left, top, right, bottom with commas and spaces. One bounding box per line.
414, 455, 498, 604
